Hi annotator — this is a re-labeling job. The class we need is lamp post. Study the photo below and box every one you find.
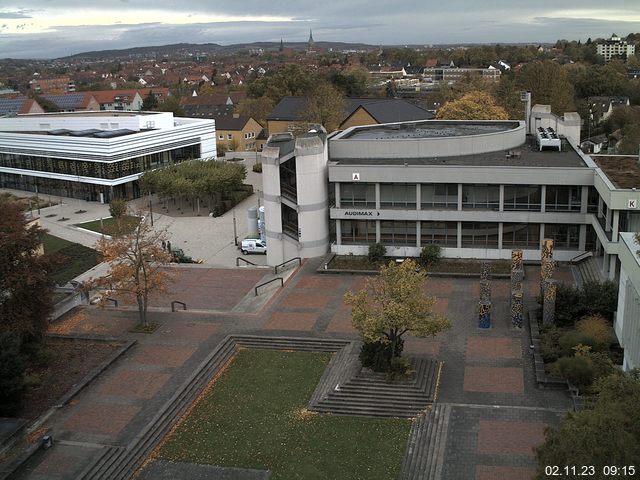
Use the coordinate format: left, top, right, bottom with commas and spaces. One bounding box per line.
148, 191, 154, 226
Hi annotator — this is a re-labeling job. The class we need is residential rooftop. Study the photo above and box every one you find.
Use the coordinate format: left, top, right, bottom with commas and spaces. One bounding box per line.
592, 155, 640, 189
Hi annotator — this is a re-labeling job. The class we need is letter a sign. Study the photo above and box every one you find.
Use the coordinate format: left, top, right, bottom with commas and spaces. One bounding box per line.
352, 173, 360, 181
629, 199, 637, 209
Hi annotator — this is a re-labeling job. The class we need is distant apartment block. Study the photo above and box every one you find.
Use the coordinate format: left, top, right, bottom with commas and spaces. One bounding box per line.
29, 76, 76, 95
597, 34, 636, 62
422, 66, 501, 83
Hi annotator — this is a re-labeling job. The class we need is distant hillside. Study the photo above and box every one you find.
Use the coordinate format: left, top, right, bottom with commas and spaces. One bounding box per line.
60, 41, 377, 60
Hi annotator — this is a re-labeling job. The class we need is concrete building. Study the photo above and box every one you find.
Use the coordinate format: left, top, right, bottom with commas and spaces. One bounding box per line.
262, 117, 640, 371
0, 111, 216, 202
615, 232, 640, 371
596, 34, 636, 62
422, 66, 501, 84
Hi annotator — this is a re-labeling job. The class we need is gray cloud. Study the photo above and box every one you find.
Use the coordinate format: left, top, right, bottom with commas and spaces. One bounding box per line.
1, 1, 639, 59
0, 9, 33, 19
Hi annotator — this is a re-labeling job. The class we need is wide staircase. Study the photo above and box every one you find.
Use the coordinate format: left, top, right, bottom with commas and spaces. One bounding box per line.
577, 256, 603, 284
399, 403, 452, 480
310, 356, 442, 418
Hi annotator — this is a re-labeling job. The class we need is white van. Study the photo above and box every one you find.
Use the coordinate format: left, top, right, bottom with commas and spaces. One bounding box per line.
241, 239, 267, 255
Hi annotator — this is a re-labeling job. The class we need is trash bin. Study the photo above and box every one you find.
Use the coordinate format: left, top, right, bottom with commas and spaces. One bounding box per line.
42, 435, 53, 450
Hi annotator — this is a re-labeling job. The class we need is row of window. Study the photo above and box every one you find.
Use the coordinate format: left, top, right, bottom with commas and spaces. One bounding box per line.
340, 220, 590, 250
217, 132, 256, 141
337, 183, 598, 212
0, 145, 200, 180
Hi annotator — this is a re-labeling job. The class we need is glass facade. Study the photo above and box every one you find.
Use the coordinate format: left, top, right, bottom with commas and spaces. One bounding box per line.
462, 185, 500, 210
380, 220, 416, 245
461, 222, 499, 248
502, 223, 540, 248
380, 184, 416, 209
0, 144, 200, 181
544, 223, 580, 249
421, 184, 458, 209
420, 221, 457, 247
340, 183, 376, 208
503, 185, 541, 211
341, 220, 376, 244
545, 185, 581, 212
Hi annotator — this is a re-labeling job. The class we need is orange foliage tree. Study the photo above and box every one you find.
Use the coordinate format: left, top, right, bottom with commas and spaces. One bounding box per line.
89, 218, 172, 326
436, 90, 510, 120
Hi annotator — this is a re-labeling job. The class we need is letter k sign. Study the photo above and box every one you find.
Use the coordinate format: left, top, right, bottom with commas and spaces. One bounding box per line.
629, 199, 637, 209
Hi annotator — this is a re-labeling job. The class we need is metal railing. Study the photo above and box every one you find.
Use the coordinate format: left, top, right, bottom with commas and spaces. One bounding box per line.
171, 301, 187, 312
254, 277, 283, 296
236, 257, 258, 266
274, 257, 301, 274
105, 297, 118, 307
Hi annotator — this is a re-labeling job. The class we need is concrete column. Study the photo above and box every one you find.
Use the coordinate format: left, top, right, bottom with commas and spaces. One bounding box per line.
498, 223, 504, 250
499, 185, 505, 212
580, 185, 589, 214
336, 219, 342, 246
457, 221, 462, 249
457, 184, 463, 211
375, 183, 381, 210
376, 220, 380, 243
539, 224, 545, 249
579, 224, 587, 251
605, 207, 612, 232
598, 196, 604, 218
612, 210, 620, 241
335, 183, 341, 208
415, 184, 421, 211
416, 221, 421, 247
608, 255, 617, 280
540, 185, 546, 213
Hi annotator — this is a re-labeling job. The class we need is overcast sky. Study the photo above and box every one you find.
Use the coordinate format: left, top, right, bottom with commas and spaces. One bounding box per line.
1, 1, 640, 59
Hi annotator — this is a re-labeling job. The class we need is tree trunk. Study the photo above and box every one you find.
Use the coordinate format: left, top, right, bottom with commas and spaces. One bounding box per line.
137, 294, 146, 327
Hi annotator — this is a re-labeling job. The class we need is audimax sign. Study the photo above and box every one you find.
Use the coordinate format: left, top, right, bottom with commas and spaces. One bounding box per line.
344, 211, 380, 216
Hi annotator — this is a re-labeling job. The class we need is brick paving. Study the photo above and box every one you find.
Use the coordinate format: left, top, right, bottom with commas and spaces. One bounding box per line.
463, 366, 525, 394
475, 465, 537, 480
12, 260, 576, 480
466, 337, 522, 359
93, 370, 171, 399
264, 311, 320, 331
477, 420, 546, 455
63, 403, 141, 436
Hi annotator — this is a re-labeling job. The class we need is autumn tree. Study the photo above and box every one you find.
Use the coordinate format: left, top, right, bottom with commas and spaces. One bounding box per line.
517, 61, 575, 115
89, 218, 172, 327
436, 90, 509, 120
534, 372, 640, 478
142, 90, 159, 110
0, 198, 54, 343
344, 259, 450, 367
304, 81, 346, 132
237, 96, 275, 126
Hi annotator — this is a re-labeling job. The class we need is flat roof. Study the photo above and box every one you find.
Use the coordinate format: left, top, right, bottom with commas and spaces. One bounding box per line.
330, 137, 587, 168
340, 120, 520, 140
16, 111, 160, 118
592, 155, 640, 189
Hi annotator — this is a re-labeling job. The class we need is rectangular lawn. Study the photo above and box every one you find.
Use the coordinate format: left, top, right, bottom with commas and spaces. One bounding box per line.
75, 215, 140, 235
159, 349, 411, 480
42, 233, 98, 285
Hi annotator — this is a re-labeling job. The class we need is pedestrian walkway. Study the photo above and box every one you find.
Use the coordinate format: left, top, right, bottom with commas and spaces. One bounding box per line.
7, 259, 575, 480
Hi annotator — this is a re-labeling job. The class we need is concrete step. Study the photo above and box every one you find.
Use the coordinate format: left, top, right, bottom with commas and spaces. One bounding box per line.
399, 403, 452, 480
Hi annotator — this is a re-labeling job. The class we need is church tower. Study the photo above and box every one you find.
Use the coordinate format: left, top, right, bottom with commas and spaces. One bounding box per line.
307, 29, 315, 53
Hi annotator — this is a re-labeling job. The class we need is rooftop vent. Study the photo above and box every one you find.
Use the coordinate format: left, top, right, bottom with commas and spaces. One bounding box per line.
535, 127, 561, 151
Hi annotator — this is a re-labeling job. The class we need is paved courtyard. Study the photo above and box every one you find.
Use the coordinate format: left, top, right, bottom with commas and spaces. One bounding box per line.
8, 259, 573, 480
